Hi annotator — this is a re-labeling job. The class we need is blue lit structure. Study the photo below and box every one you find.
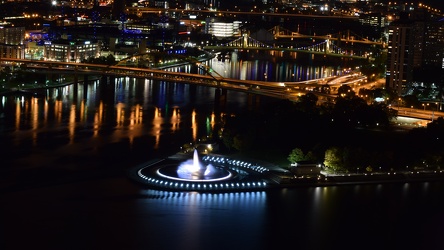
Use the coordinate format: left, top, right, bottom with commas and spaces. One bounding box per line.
129, 153, 271, 193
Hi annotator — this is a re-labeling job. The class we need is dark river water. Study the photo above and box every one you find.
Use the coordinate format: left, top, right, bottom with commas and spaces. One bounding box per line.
2, 177, 444, 250
1, 57, 443, 250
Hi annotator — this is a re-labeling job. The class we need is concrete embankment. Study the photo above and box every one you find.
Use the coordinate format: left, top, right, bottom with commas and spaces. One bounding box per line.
272, 171, 444, 188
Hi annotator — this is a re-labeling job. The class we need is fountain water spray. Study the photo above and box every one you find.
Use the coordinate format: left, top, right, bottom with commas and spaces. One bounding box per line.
177, 149, 218, 180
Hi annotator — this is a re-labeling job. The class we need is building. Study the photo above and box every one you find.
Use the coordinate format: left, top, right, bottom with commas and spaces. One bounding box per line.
0, 23, 25, 59
359, 12, 387, 29
386, 14, 413, 95
419, 19, 444, 68
386, 9, 444, 95
205, 18, 241, 38
44, 39, 100, 62
410, 9, 444, 69
289, 161, 322, 177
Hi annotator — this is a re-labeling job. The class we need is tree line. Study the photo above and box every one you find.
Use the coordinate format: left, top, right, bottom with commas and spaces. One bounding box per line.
219, 87, 444, 173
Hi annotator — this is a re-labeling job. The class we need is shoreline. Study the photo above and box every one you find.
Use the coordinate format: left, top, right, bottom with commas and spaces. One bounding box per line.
0, 75, 102, 96
272, 173, 444, 189
2, 157, 443, 194
126, 151, 444, 193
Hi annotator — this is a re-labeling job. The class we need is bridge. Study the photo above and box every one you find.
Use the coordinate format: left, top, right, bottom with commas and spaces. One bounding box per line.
126, 7, 360, 20
203, 33, 372, 59
0, 58, 343, 100
270, 26, 385, 46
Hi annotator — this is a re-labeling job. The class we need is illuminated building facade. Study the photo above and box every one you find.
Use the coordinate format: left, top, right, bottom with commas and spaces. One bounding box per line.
386, 16, 413, 95
359, 13, 386, 28
0, 23, 25, 59
410, 8, 444, 69
44, 39, 100, 62
420, 20, 444, 68
205, 18, 241, 38
386, 9, 444, 95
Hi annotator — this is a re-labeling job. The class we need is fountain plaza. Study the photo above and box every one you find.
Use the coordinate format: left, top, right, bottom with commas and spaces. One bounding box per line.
128, 149, 288, 192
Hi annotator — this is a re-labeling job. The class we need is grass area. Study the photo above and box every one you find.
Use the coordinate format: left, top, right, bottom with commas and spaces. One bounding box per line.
240, 148, 290, 167
214, 145, 291, 170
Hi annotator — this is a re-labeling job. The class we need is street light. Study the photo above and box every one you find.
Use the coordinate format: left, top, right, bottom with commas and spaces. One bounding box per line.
432, 102, 438, 121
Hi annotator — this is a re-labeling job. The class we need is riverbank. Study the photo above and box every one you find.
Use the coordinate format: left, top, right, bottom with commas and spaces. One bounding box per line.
0, 75, 102, 96
2, 145, 443, 195
237, 158, 444, 189
272, 170, 444, 189
230, 150, 444, 188
125, 147, 444, 193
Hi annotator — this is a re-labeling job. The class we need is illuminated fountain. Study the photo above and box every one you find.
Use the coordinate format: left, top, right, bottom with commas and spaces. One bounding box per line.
132, 148, 270, 191
176, 150, 222, 180
154, 149, 232, 182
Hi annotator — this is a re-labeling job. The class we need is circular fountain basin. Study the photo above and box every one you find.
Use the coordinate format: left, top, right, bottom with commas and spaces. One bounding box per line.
157, 164, 233, 182
130, 149, 270, 192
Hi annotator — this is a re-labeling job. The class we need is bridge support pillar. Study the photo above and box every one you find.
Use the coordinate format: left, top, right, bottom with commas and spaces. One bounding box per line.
247, 94, 261, 111
83, 81, 88, 100
136, 78, 145, 99
46, 72, 52, 86
243, 34, 248, 48
326, 39, 330, 54
221, 88, 227, 105
214, 88, 227, 114
73, 81, 78, 100
100, 76, 115, 103
337, 32, 342, 47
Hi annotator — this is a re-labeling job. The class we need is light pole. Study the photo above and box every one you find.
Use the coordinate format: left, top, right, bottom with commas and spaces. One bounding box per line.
432, 102, 438, 121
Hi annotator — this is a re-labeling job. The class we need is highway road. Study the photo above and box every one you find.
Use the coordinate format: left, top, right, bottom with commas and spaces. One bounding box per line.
397, 107, 444, 121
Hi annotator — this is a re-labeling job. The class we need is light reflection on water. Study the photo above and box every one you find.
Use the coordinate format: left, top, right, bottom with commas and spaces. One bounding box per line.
1, 54, 444, 249
133, 190, 268, 249
127, 182, 444, 249
1, 162, 444, 249
1, 77, 264, 170
1, 51, 346, 169
137, 189, 267, 207
171, 53, 346, 82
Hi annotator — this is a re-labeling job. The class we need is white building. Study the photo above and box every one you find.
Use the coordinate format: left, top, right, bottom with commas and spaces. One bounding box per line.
44, 39, 100, 62
205, 18, 242, 38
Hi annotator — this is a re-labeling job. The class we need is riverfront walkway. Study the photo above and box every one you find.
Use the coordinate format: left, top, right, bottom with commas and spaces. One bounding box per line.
127, 144, 444, 193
